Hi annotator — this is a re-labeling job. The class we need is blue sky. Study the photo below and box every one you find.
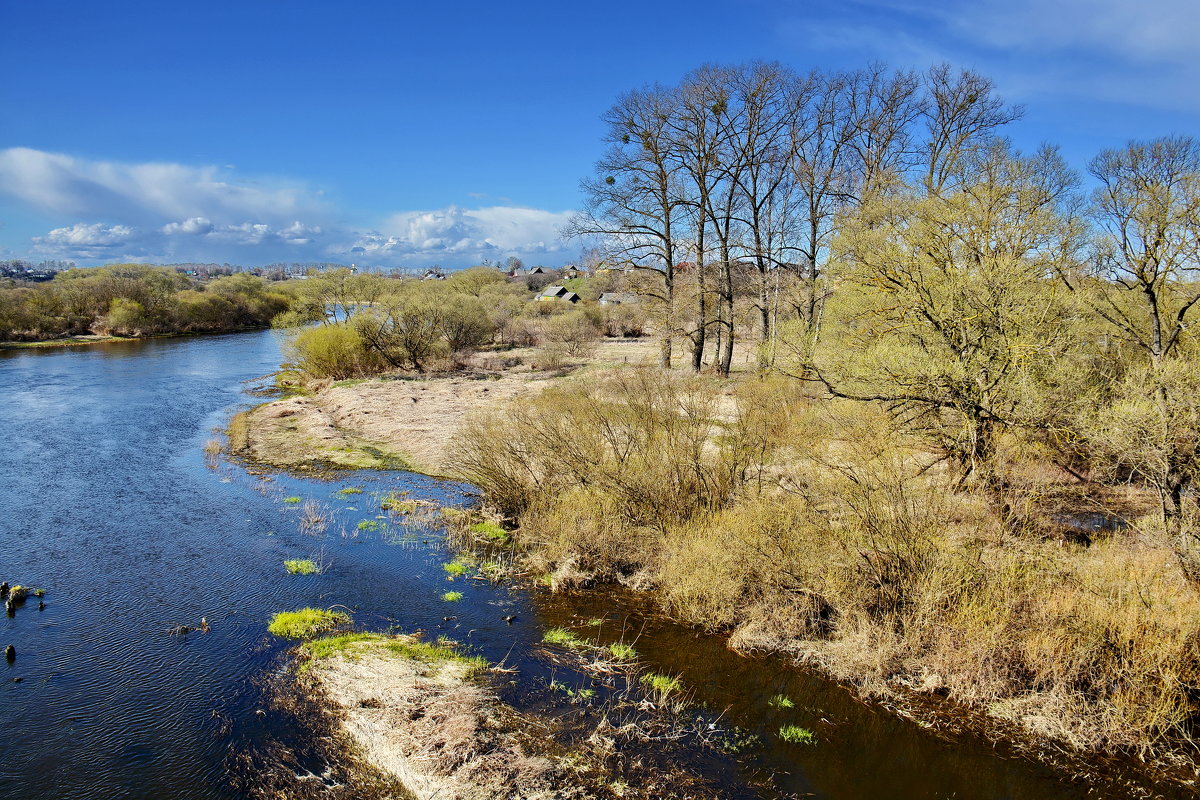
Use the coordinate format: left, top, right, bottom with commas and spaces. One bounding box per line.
1, 0, 1197, 268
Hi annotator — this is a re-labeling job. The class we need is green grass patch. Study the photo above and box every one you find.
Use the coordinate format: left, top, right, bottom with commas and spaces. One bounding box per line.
441, 591, 464, 602
778, 725, 816, 745
607, 642, 637, 661
442, 561, 470, 579
469, 521, 509, 542
542, 627, 587, 649
639, 672, 682, 699
283, 558, 319, 575
268, 607, 351, 639
336, 486, 363, 496
768, 694, 795, 709
357, 519, 382, 531
302, 632, 377, 660
301, 632, 487, 676
283, 496, 302, 504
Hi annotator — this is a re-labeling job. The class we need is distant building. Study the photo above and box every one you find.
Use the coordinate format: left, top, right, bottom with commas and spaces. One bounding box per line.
598, 292, 638, 306
508, 265, 551, 278
537, 285, 580, 303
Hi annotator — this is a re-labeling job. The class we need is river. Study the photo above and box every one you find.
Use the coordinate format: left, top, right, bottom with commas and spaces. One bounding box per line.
0, 330, 1181, 799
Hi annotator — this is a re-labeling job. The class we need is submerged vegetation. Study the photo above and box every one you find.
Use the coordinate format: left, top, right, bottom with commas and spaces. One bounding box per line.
283, 558, 319, 575
778, 725, 817, 746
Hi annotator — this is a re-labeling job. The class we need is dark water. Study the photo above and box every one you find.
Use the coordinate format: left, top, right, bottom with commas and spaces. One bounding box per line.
0, 332, 1183, 799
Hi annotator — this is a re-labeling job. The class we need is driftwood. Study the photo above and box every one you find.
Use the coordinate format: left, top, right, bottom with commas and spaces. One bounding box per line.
167, 617, 210, 636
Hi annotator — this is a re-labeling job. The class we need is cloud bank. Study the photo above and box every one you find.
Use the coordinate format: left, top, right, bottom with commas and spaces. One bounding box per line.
781, 0, 1200, 112
0, 148, 577, 266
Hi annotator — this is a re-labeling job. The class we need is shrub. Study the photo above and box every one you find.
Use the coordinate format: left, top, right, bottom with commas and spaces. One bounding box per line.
541, 309, 599, 358
287, 323, 385, 380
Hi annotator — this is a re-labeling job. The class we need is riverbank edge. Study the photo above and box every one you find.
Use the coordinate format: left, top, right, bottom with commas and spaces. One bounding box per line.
290, 632, 727, 800
226, 400, 424, 475
237, 371, 1200, 797
0, 324, 275, 350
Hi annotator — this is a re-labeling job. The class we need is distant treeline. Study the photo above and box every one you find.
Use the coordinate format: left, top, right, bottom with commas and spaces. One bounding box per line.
0, 264, 295, 341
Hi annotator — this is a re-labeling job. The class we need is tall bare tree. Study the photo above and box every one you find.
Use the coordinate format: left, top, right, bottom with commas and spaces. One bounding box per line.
568, 86, 685, 368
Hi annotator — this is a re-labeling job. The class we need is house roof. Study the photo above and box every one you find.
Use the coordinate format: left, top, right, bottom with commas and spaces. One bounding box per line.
538, 285, 580, 302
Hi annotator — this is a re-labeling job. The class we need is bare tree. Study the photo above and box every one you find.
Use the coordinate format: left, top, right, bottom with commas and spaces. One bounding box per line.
568, 85, 685, 368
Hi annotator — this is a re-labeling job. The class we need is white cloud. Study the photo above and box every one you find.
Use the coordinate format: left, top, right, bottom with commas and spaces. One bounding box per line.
1, 148, 577, 266
161, 216, 214, 236
926, 0, 1200, 65
782, 0, 1200, 112
347, 205, 574, 264
33, 222, 142, 259
37, 222, 137, 247
0, 148, 324, 226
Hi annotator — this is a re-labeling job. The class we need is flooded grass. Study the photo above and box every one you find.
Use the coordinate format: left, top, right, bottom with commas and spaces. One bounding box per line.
639, 672, 683, 703
608, 642, 637, 661
768, 694, 795, 709
440, 591, 464, 602
268, 608, 351, 639
283, 559, 318, 575
778, 725, 817, 745
542, 627, 587, 649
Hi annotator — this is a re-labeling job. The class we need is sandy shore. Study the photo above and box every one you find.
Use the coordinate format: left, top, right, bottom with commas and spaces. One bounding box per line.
230, 338, 660, 475
304, 635, 571, 800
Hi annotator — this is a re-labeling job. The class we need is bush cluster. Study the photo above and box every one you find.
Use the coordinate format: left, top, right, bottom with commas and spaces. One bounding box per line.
0, 265, 293, 341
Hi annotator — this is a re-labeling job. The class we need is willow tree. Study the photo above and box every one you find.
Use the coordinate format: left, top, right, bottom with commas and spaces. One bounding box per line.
1069, 137, 1200, 570
813, 141, 1081, 490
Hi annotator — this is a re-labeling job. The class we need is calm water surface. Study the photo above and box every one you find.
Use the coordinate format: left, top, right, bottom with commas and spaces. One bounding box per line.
0, 331, 1180, 799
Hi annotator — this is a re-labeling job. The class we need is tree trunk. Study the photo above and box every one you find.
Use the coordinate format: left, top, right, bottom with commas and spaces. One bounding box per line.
718, 256, 735, 376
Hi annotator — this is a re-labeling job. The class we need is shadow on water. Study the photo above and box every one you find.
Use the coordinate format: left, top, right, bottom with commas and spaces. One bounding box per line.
0, 330, 1189, 799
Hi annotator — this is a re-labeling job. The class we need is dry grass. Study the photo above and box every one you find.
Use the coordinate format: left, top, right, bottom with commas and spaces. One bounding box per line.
450, 370, 1200, 767
231, 337, 669, 477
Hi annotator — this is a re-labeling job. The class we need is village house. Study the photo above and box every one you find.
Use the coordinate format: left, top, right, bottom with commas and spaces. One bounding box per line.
536, 285, 580, 303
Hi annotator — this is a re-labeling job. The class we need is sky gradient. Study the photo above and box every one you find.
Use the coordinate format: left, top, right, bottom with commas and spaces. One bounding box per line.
1, 0, 1197, 268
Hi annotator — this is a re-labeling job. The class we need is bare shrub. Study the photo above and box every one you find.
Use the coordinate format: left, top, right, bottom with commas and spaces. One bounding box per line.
541, 310, 599, 358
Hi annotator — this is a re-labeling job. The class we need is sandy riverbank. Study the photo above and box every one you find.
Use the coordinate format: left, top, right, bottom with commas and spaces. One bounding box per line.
228, 338, 660, 475
302, 635, 569, 800
295, 632, 737, 800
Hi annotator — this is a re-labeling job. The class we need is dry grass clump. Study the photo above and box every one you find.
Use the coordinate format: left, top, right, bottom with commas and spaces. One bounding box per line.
448, 368, 791, 588
451, 371, 1200, 762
